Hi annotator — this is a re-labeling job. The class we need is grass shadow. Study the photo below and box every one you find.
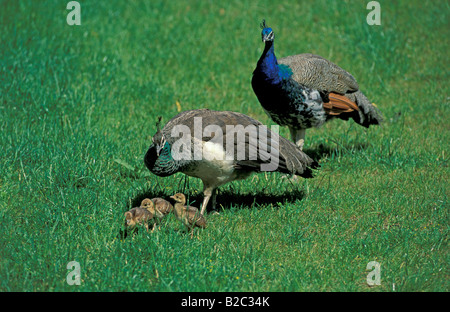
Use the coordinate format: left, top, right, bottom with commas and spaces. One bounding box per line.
130, 187, 307, 214
304, 141, 371, 161
212, 188, 307, 211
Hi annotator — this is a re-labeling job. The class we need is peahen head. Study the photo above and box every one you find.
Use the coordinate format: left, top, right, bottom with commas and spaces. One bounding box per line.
144, 117, 181, 177
152, 130, 168, 157
152, 116, 166, 157
260, 19, 274, 42
144, 132, 178, 177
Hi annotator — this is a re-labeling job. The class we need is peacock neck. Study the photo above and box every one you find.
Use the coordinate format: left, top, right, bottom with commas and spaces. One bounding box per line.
257, 42, 282, 84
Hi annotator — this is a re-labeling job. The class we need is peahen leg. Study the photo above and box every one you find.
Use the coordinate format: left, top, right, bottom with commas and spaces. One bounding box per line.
211, 188, 217, 210
289, 128, 306, 150
210, 189, 220, 215
200, 185, 214, 215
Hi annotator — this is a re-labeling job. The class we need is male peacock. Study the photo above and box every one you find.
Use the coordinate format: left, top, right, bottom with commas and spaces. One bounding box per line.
144, 109, 318, 215
252, 20, 383, 150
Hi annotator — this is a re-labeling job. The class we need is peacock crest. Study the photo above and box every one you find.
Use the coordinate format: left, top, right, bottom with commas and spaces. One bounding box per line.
260, 19, 267, 29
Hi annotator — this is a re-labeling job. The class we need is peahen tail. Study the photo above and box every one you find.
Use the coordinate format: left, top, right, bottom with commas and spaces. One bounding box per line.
277, 136, 319, 178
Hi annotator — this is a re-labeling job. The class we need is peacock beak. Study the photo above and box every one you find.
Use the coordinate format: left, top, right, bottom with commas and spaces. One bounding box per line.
262, 32, 274, 42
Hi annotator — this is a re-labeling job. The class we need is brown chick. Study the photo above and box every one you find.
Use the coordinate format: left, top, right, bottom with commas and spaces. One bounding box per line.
140, 198, 163, 219
140, 198, 173, 220
124, 207, 154, 232
151, 198, 173, 215
170, 193, 206, 235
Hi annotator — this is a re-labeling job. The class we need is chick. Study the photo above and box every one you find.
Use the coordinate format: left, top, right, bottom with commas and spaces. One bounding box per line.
140, 198, 173, 221
124, 207, 154, 232
140, 198, 163, 219
170, 193, 206, 236
151, 197, 173, 215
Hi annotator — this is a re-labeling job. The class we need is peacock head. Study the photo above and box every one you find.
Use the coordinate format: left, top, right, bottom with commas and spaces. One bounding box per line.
260, 19, 274, 42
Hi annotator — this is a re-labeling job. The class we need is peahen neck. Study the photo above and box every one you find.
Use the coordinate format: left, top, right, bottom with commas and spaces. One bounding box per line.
149, 141, 184, 177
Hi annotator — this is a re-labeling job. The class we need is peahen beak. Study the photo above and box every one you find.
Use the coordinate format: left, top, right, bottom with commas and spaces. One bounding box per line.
156, 135, 167, 157
156, 144, 163, 156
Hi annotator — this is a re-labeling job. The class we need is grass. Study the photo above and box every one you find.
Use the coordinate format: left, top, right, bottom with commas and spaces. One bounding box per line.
0, 0, 448, 292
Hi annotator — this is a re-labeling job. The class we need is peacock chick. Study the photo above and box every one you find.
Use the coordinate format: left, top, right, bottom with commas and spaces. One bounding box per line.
170, 193, 206, 235
140, 198, 164, 220
124, 207, 154, 232
140, 197, 173, 218
151, 198, 174, 216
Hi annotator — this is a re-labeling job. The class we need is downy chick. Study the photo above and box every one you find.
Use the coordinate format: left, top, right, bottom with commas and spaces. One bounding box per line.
170, 193, 206, 234
140, 198, 173, 221
124, 207, 154, 232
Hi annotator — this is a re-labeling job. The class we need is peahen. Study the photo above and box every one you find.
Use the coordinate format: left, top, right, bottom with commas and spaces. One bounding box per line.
252, 20, 383, 150
144, 109, 318, 215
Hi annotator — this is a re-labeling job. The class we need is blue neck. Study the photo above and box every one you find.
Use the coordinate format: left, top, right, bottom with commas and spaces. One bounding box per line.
256, 41, 292, 84
258, 42, 280, 81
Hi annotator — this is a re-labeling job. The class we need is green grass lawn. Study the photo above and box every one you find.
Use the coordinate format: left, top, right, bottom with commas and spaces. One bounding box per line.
0, 0, 448, 292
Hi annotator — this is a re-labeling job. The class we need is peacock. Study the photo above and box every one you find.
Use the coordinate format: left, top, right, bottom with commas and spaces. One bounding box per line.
144, 109, 318, 215
252, 20, 383, 150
